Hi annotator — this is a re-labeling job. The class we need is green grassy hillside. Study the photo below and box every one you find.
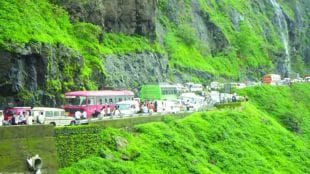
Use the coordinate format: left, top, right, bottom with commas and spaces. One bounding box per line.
59, 84, 310, 173
157, 0, 292, 80
238, 83, 310, 142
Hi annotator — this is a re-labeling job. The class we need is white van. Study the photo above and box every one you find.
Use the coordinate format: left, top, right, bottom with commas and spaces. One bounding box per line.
32, 107, 75, 126
114, 100, 140, 116
179, 93, 205, 111
154, 100, 181, 114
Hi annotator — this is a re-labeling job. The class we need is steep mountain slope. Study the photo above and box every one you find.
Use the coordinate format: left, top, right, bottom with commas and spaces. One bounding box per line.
238, 83, 310, 141
59, 84, 310, 173
0, 0, 309, 105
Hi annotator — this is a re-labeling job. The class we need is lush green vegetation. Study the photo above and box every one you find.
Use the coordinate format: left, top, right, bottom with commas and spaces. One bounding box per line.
158, 0, 290, 80
55, 125, 103, 167
59, 84, 310, 173
101, 33, 163, 55
0, 0, 159, 54
238, 83, 310, 141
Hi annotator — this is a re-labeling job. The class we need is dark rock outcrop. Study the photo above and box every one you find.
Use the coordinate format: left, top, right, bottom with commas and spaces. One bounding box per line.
190, 0, 229, 55
0, 43, 87, 106
104, 52, 168, 90
52, 0, 156, 40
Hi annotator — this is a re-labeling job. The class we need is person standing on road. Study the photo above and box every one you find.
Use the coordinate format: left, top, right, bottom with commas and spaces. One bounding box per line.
27, 111, 33, 125
107, 105, 111, 116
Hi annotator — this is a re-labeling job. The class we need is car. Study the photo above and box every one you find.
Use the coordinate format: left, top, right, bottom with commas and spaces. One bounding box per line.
153, 100, 181, 113
114, 100, 140, 116
32, 107, 75, 126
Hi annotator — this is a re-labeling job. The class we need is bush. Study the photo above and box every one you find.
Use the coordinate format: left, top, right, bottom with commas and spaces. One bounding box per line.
55, 125, 103, 167
280, 113, 301, 133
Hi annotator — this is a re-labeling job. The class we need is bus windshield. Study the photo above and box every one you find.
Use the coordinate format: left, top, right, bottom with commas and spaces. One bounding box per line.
66, 96, 87, 106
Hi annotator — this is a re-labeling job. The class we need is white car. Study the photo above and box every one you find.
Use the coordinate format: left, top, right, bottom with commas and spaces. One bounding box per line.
32, 107, 75, 126
114, 100, 140, 116
155, 100, 181, 114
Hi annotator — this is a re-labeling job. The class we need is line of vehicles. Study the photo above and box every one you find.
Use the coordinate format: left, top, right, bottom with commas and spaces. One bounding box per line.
1, 76, 308, 127
263, 74, 310, 85
1, 107, 75, 127
0, 83, 213, 127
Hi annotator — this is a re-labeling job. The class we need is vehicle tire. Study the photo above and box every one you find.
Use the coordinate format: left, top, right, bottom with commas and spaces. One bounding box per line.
50, 122, 56, 126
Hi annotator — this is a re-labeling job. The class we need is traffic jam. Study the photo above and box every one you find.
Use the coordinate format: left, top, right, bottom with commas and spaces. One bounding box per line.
0, 74, 309, 127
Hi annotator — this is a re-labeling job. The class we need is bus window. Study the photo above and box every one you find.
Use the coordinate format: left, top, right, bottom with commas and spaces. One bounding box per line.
88, 97, 96, 105
54, 111, 60, 117
46, 111, 53, 117
66, 96, 87, 106
98, 98, 103, 105
80, 97, 87, 105
98, 97, 107, 105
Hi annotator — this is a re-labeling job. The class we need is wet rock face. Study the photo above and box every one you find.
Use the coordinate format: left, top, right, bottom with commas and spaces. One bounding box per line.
190, 0, 229, 55
52, 0, 156, 40
0, 50, 16, 96
0, 47, 47, 96
51, 0, 106, 28
0, 43, 83, 106
104, 52, 168, 90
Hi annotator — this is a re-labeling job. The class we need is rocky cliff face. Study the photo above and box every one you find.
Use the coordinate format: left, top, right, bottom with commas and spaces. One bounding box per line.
104, 52, 168, 89
52, 0, 156, 40
0, 43, 85, 106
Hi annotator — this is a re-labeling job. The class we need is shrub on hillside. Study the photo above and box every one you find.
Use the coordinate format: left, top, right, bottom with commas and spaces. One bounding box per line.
280, 113, 301, 133
176, 24, 197, 46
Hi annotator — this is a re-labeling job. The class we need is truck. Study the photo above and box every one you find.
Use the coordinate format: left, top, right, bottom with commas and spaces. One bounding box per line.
262, 74, 281, 85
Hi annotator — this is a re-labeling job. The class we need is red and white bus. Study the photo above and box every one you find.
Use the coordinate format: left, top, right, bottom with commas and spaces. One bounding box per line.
64, 90, 135, 118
